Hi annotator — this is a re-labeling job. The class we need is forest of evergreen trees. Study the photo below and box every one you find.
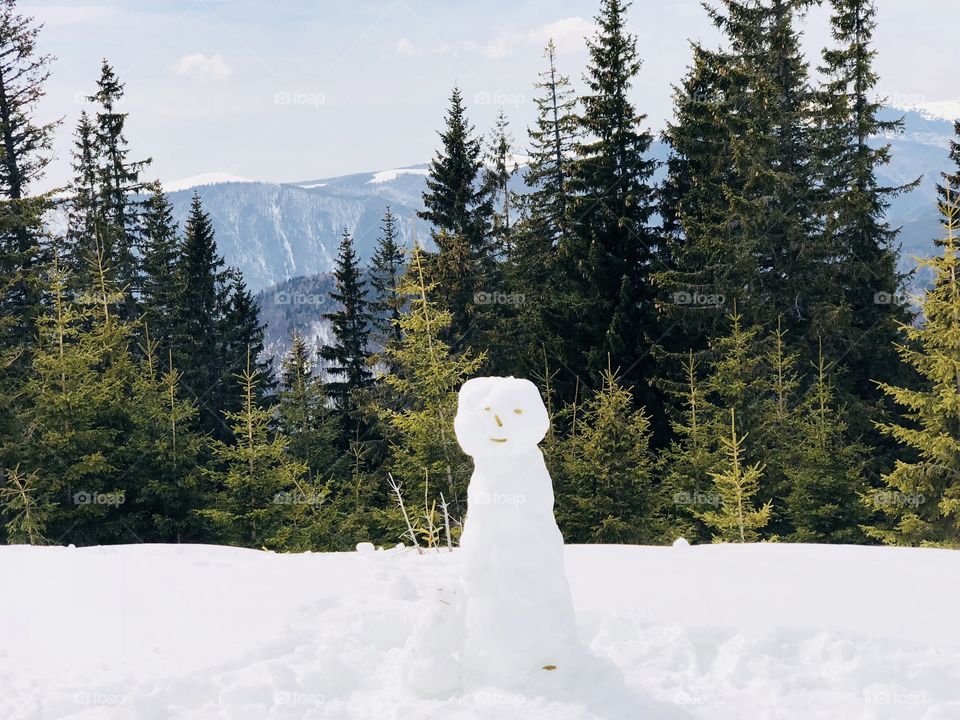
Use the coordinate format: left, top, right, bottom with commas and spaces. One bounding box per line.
1, 0, 960, 551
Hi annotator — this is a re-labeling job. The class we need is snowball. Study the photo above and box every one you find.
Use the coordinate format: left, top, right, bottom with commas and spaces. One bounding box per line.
673, 537, 690, 547
355, 542, 375, 553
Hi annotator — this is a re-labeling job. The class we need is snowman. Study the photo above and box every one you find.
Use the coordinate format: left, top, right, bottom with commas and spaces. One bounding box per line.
454, 376, 581, 688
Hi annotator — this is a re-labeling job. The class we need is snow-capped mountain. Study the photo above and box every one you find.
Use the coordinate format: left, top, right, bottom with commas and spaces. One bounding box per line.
164, 164, 432, 293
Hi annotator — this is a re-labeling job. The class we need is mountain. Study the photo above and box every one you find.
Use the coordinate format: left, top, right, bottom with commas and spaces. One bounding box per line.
164, 166, 430, 293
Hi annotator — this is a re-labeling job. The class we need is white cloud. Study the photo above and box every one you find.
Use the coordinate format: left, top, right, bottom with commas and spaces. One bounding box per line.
174, 53, 233, 82
527, 17, 595, 55
30, 5, 119, 25
395, 16, 594, 60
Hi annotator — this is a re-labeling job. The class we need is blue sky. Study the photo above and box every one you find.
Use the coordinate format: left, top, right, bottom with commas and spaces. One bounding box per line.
23, 0, 960, 190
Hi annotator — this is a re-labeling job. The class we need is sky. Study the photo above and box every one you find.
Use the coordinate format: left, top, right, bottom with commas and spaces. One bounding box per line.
22, 0, 960, 190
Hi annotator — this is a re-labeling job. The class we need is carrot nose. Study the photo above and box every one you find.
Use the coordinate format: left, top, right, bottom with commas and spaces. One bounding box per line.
494, 414, 503, 427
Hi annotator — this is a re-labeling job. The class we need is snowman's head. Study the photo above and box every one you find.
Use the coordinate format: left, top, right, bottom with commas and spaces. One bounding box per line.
454, 377, 549, 458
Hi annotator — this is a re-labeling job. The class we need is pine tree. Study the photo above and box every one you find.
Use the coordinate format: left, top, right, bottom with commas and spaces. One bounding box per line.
202, 348, 312, 549
0, 466, 50, 544
785, 339, 867, 543
20, 253, 135, 545
221, 271, 270, 415
0, 0, 58, 346
815, 0, 915, 442
173, 193, 228, 438
140, 183, 180, 354
661, 351, 722, 541
417, 86, 494, 342
126, 333, 207, 542
320, 229, 372, 413
556, 0, 660, 408
555, 368, 661, 544
377, 247, 485, 532
368, 207, 406, 352
88, 60, 150, 310
64, 111, 101, 274
937, 121, 960, 226
865, 193, 960, 547
484, 109, 518, 259
698, 409, 772, 542
276, 331, 339, 483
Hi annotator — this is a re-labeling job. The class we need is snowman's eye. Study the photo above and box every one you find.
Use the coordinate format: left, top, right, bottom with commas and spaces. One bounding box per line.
513, 409, 523, 414
484, 406, 491, 412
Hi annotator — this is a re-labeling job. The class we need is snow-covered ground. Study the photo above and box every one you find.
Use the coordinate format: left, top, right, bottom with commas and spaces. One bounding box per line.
1, 542, 958, 719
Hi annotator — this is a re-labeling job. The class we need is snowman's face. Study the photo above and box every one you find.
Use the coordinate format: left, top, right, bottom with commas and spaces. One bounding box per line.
454, 377, 549, 458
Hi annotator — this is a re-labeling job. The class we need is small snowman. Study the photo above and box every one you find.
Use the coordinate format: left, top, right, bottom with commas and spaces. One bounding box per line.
454, 376, 581, 688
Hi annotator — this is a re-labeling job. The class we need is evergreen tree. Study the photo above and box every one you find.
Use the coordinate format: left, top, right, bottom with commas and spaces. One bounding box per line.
140, 183, 180, 354
698, 409, 772, 542
320, 229, 372, 413
276, 331, 339, 483
221, 271, 270, 414
785, 340, 867, 543
173, 193, 228, 438
64, 111, 100, 273
815, 0, 914, 442
378, 247, 485, 532
20, 253, 134, 545
0, 0, 58, 345
88, 60, 150, 310
556, 0, 660, 409
555, 368, 661, 544
865, 193, 960, 547
126, 333, 207, 542
417, 86, 494, 343
936, 121, 960, 222
0, 466, 50, 544
368, 207, 406, 352
202, 349, 312, 549
484, 109, 518, 259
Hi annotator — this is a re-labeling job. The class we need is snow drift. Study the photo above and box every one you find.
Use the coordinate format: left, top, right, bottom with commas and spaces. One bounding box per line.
1, 542, 958, 719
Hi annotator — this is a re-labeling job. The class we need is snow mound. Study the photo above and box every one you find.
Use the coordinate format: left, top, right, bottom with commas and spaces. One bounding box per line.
161, 172, 256, 193
366, 167, 429, 184
1, 542, 958, 719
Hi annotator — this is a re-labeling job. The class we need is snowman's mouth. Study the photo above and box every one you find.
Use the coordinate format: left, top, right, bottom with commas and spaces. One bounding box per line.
489, 437, 508, 443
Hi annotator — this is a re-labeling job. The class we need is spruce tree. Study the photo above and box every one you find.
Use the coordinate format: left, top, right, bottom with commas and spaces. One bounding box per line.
89, 60, 150, 310
785, 340, 867, 543
698, 409, 772, 542
865, 193, 960, 547
555, 368, 661, 544
320, 229, 372, 413
378, 247, 485, 532
417, 86, 494, 343
202, 349, 311, 549
368, 207, 406, 352
557, 0, 660, 409
276, 331, 339, 483
484, 109, 518, 259
815, 0, 914, 441
173, 193, 229, 439
127, 333, 207, 542
0, 0, 58, 345
0, 466, 50, 544
140, 183, 180, 354
221, 271, 270, 415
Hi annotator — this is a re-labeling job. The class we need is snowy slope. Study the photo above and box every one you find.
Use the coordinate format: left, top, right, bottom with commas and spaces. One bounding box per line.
1, 542, 958, 719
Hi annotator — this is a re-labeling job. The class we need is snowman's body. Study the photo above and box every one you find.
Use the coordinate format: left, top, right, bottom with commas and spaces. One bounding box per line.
454, 377, 580, 687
